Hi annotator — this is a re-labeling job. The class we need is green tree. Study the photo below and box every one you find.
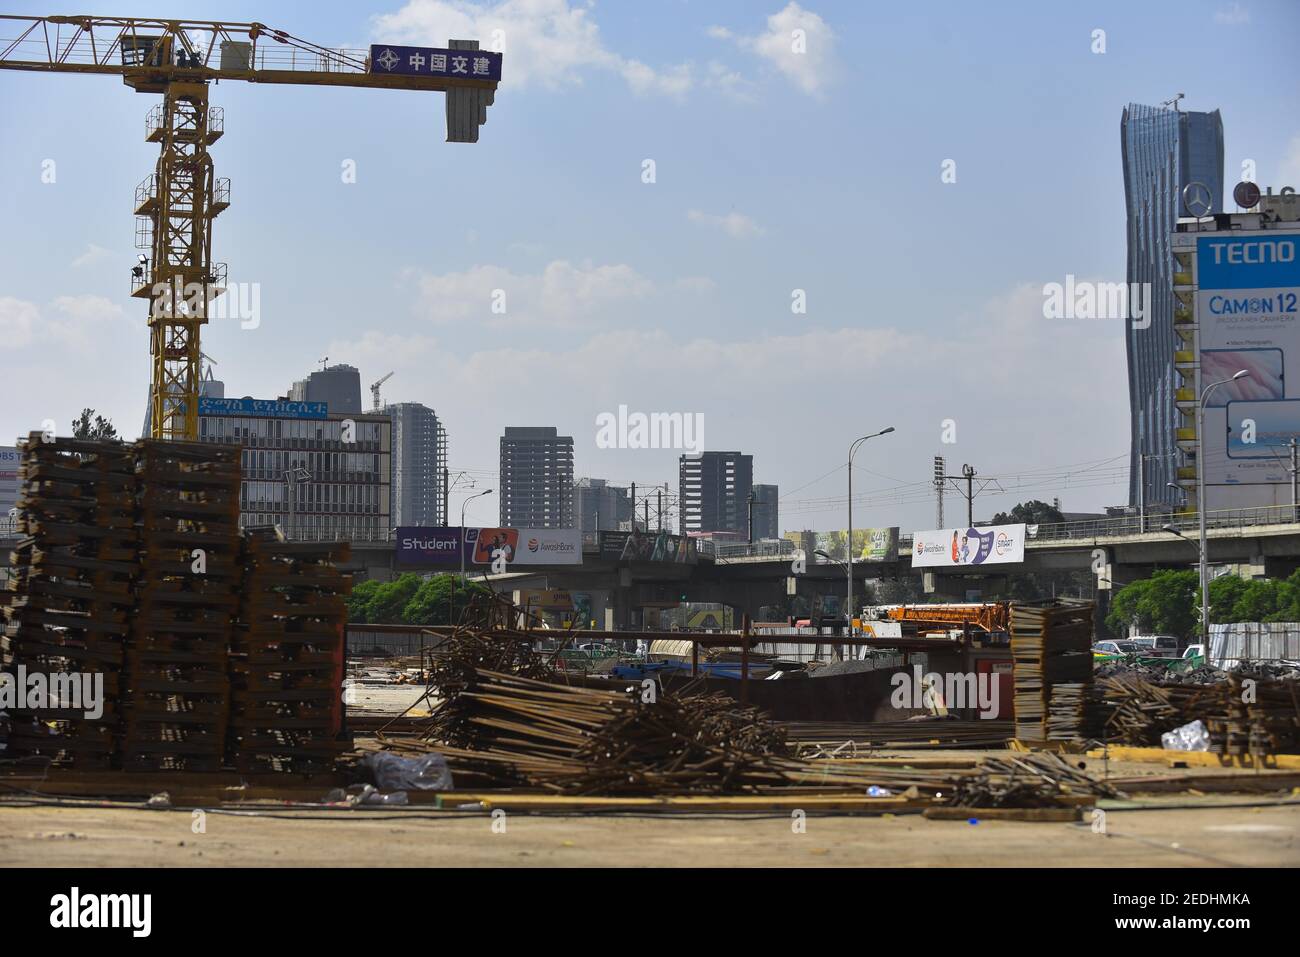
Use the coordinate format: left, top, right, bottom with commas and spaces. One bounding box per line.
1231, 580, 1281, 622
1105, 569, 1198, 638
363, 573, 422, 624
71, 408, 118, 441
1206, 575, 1249, 624
1267, 569, 1300, 621
345, 578, 382, 623
402, 574, 492, 626
991, 500, 1066, 526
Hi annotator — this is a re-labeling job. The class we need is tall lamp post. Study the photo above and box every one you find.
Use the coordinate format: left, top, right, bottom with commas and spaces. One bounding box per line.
847, 427, 895, 638
454, 488, 493, 624
1165, 369, 1249, 641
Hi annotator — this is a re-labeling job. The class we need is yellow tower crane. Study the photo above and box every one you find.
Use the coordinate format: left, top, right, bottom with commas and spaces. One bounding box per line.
0, 15, 502, 439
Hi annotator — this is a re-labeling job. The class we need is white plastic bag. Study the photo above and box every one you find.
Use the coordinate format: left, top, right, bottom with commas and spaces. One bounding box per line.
1161, 719, 1210, 752
362, 751, 455, 791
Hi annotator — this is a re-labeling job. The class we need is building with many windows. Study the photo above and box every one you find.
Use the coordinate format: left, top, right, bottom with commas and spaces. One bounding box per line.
386, 402, 448, 527
678, 451, 753, 537
1121, 100, 1224, 508
198, 398, 390, 540
499, 426, 575, 528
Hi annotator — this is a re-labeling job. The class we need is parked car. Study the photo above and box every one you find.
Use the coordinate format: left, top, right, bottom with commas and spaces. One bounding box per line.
1129, 635, 1182, 658
1182, 643, 1205, 662
1093, 640, 1141, 658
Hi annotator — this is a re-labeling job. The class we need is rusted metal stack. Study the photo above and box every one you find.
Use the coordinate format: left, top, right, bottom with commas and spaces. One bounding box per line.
1010, 599, 1094, 743
229, 532, 352, 772
1225, 672, 1300, 756
121, 440, 241, 772
2, 434, 138, 767
1098, 670, 1300, 755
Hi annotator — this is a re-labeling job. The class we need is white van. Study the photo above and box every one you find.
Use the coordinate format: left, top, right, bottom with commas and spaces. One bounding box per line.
1130, 635, 1182, 658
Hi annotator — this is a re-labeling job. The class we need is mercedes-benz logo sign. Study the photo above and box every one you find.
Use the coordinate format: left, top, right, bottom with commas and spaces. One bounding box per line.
1183, 181, 1213, 218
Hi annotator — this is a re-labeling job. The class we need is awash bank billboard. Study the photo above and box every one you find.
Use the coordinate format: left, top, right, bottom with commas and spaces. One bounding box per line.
396, 527, 582, 567
911, 524, 1026, 568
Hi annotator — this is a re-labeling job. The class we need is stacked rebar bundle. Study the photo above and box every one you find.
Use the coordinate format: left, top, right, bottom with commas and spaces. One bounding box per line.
121, 440, 241, 772
1046, 682, 1106, 743
229, 532, 352, 773
785, 719, 1014, 751
1010, 599, 1094, 743
1097, 670, 1299, 755
1, 434, 138, 767
385, 615, 1117, 806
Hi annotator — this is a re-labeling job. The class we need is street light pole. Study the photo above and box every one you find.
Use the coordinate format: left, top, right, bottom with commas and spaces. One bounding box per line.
454, 488, 493, 624
1195, 370, 1250, 640
847, 427, 895, 642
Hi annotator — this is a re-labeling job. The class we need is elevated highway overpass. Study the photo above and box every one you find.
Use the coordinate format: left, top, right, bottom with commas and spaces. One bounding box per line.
6, 505, 1300, 629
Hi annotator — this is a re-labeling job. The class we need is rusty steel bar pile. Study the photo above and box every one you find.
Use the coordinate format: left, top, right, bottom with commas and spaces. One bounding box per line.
378, 603, 1118, 806
1096, 670, 1300, 755
785, 720, 1014, 751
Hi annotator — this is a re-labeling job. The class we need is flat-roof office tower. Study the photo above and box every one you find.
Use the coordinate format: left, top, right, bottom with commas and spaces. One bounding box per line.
499, 427, 575, 528
1121, 101, 1224, 508
574, 477, 632, 533
288, 363, 363, 415
387, 402, 448, 527
752, 483, 779, 540
679, 451, 753, 537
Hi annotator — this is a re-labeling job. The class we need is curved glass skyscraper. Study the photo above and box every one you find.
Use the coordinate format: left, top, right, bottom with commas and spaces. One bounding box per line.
1120, 102, 1224, 507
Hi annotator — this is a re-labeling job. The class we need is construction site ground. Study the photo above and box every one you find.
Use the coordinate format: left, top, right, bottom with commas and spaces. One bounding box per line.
3, 749, 1297, 867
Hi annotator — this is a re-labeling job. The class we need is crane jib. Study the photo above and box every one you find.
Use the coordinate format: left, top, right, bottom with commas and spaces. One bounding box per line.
367, 44, 502, 82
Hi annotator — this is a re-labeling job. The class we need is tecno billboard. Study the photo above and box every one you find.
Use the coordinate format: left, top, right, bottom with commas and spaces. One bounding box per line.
1197, 228, 1300, 496
395, 527, 582, 566
911, 524, 1026, 568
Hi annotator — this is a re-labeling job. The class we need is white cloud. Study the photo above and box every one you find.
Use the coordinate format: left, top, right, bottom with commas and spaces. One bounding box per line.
0, 294, 126, 351
1214, 3, 1250, 25
687, 209, 765, 239
408, 259, 655, 329
712, 2, 838, 96
71, 244, 111, 268
0, 297, 38, 347
372, 0, 693, 97
704, 60, 756, 101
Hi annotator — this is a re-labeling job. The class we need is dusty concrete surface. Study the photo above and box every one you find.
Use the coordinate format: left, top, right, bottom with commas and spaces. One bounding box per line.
0, 799, 1297, 867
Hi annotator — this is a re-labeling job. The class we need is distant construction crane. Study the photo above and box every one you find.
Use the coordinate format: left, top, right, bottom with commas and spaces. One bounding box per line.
370, 371, 394, 412
0, 15, 502, 440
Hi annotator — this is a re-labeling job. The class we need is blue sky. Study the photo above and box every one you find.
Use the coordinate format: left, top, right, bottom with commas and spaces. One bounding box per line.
2, 0, 1298, 530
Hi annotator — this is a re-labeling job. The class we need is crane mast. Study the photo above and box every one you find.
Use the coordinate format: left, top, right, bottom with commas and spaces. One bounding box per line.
130, 45, 226, 440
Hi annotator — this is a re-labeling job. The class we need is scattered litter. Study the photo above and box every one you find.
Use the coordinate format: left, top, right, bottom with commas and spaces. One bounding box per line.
363, 751, 454, 791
